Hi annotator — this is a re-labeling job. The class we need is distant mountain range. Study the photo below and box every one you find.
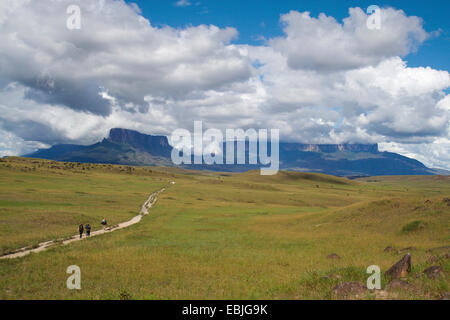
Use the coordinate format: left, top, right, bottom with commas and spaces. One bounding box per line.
24, 128, 447, 177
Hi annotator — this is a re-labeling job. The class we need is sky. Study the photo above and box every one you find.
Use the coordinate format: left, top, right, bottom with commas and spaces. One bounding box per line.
135, 0, 450, 71
0, 0, 449, 169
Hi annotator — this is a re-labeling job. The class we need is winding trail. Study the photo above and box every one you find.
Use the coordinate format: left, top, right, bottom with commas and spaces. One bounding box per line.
0, 186, 168, 260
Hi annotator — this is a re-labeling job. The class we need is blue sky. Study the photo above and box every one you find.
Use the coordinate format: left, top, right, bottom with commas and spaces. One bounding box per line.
128, 0, 450, 71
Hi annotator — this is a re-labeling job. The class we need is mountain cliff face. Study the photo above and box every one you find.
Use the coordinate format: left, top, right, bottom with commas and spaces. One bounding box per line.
108, 128, 171, 157
283, 143, 378, 153
24, 128, 439, 177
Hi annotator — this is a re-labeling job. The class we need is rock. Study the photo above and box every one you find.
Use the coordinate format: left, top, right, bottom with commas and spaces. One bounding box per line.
385, 253, 411, 280
423, 266, 443, 279
375, 290, 390, 299
108, 128, 172, 158
426, 245, 450, 253
424, 199, 431, 204
327, 253, 341, 259
440, 292, 450, 300
385, 279, 414, 291
443, 198, 450, 206
384, 246, 397, 253
400, 246, 416, 252
332, 282, 368, 299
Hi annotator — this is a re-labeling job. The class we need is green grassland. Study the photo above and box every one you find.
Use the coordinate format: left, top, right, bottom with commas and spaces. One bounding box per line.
0, 157, 449, 299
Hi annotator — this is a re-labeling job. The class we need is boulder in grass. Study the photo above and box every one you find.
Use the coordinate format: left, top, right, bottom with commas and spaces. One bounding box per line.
423, 266, 443, 279
385, 253, 411, 280
332, 282, 368, 299
385, 279, 414, 291
375, 290, 390, 299
443, 198, 450, 206
327, 253, 341, 259
440, 292, 450, 300
426, 245, 450, 253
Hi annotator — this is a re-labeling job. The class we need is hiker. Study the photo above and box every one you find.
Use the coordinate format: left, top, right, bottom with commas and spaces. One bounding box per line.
78, 224, 84, 239
85, 223, 91, 237
101, 218, 107, 227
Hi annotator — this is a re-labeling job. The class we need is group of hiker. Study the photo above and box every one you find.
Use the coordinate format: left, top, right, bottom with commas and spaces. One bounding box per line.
78, 218, 107, 239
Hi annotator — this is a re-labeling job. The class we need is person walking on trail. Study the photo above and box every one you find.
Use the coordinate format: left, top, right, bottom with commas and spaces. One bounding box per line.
78, 224, 84, 239
101, 218, 107, 228
85, 223, 91, 237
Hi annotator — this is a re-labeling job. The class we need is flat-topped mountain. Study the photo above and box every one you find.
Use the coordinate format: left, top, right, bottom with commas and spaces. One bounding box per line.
108, 128, 171, 157
24, 128, 443, 177
25, 129, 173, 167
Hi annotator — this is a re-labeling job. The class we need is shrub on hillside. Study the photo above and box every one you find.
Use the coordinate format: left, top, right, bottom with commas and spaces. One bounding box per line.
401, 220, 424, 233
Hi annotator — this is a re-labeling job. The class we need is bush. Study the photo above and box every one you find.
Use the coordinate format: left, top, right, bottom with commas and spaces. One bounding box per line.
402, 220, 424, 233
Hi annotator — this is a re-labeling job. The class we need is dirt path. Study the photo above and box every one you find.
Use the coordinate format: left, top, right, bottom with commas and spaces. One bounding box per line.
0, 186, 168, 260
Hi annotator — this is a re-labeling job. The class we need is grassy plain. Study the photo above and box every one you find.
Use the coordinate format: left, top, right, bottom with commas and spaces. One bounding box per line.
0, 157, 448, 299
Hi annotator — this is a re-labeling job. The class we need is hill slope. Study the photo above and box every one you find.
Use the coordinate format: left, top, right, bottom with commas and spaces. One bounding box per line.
0, 157, 449, 299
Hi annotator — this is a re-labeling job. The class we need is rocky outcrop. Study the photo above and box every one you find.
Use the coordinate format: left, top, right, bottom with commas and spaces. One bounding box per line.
108, 128, 172, 157
385, 254, 411, 280
441, 292, 450, 300
332, 282, 369, 299
426, 245, 450, 253
423, 266, 443, 279
385, 279, 414, 291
